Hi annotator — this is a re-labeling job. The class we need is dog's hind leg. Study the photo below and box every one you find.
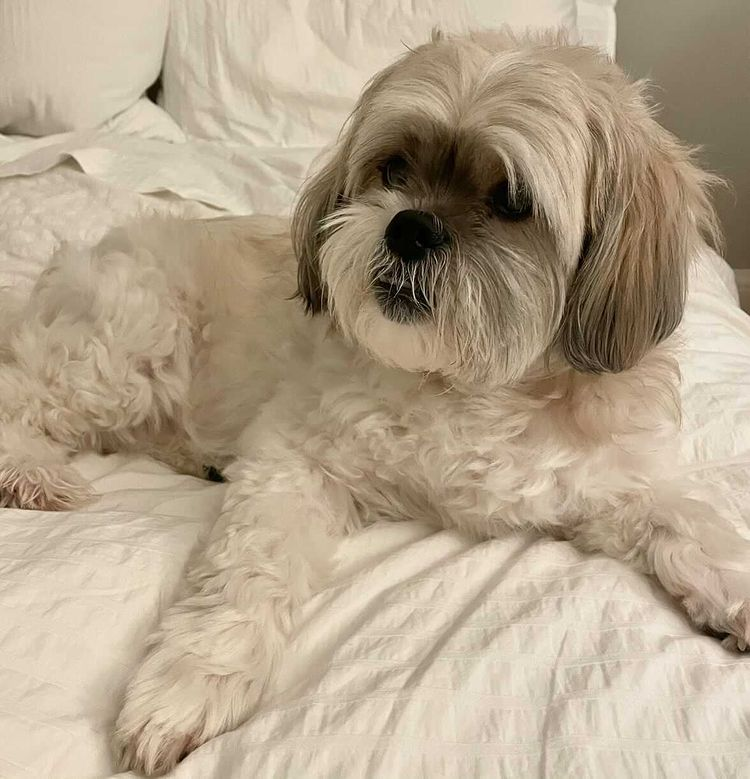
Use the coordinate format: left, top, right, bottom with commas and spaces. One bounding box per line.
0, 421, 92, 510
0, 232, 194, 511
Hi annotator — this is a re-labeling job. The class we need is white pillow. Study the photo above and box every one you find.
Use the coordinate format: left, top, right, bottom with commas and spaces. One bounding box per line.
577, 0, 617, 57
0, 0, 169, 136
161, 0, 590, 148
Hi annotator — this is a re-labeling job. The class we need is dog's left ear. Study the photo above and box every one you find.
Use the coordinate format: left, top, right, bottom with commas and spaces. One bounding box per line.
561, 81, 720, 374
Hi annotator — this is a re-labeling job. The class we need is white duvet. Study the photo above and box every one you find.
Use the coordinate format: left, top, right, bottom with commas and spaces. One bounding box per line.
1, 124, 750, 779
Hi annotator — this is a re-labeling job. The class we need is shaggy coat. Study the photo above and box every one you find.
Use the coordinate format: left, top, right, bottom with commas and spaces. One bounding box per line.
0, 31, 744, 777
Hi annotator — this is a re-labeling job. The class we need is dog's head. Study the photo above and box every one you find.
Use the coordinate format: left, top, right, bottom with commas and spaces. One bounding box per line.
292, 30, 719, 385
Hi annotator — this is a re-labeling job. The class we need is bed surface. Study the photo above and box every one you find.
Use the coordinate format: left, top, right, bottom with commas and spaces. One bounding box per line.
1, 125, 750, 779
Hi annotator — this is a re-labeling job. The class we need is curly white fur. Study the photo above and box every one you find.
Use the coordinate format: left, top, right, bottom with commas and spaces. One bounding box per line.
0, 30, 746, 778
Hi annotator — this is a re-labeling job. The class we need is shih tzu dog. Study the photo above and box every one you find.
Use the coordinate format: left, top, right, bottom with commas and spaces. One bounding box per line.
0, 29, 746, 775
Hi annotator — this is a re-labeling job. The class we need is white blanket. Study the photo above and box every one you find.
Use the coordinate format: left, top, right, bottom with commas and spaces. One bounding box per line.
1, 136, 750, 779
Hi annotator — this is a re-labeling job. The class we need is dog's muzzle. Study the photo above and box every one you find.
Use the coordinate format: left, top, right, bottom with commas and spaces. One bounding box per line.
373, 210, 446, 323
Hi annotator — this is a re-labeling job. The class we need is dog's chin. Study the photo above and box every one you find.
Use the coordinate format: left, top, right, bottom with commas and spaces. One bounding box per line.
372, 277, 431, 324
350, 298, 453, 375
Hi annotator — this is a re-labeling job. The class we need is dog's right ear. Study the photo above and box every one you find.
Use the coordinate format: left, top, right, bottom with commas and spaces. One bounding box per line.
292, 40, 434, 315
291, 142, 349, 314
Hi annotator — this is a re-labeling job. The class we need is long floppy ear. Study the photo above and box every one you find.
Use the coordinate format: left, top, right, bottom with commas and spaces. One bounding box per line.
560, 82, 721, 374
291, 57, 404, 315
291, 142, 349, 314
291, 40, 435, 314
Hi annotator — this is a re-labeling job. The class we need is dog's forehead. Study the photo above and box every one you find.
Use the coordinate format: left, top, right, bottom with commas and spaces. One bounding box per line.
375, 45, 573, 115
354, 47, 595, 183
346, 113, 507, 202
348, 101, 504, 193
400, 123, 505, 188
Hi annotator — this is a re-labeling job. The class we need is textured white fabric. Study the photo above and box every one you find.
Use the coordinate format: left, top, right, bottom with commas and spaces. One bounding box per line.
160, 0, 587, 147
0, 99, 186, 154
0, 144, 749, 778
0, 0, 169, 135
0, 134, 317, 216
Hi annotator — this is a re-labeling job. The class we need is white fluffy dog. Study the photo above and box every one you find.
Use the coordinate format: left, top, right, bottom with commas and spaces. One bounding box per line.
0, 30, 747, 775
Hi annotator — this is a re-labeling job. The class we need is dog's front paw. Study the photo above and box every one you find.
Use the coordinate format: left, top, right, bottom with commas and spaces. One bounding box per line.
716, 602, 750, 652
114, 649, 262, 776
115, 711, 201, 777
683, 572, 750, 652
114, 673, 209, 776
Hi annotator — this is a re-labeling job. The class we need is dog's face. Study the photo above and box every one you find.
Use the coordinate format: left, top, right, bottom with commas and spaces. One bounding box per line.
293, 30, 718, 385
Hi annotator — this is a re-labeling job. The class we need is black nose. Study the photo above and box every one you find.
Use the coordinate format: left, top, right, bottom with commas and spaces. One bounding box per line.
384, 210, 447, 262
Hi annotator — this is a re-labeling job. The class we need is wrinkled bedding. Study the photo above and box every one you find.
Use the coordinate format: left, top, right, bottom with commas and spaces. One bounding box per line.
1, 136, 750, 779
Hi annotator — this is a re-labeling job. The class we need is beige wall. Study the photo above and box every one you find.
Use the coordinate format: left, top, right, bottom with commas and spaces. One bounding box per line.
616, 0, 750, 270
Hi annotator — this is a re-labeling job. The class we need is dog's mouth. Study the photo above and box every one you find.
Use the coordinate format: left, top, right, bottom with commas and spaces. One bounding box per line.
372, 271, 431, 322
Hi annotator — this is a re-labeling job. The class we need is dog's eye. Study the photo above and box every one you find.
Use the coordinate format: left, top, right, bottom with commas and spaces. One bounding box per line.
489, 180, 533, 220
380, 155, 409, 188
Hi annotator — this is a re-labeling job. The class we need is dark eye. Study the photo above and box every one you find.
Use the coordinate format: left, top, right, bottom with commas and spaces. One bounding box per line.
489, 180, 533, 220
380, 155, 409, 188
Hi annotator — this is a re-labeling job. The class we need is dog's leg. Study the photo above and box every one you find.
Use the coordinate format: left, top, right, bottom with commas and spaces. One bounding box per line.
568, 485, 750, 648
0, 420, 92, 510
114, 448, 360, 776
0, 365, 96, 510
0, 236, 192, 510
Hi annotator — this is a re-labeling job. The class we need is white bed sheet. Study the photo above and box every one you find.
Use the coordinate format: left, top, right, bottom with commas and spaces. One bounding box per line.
0, 140, 749, 779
